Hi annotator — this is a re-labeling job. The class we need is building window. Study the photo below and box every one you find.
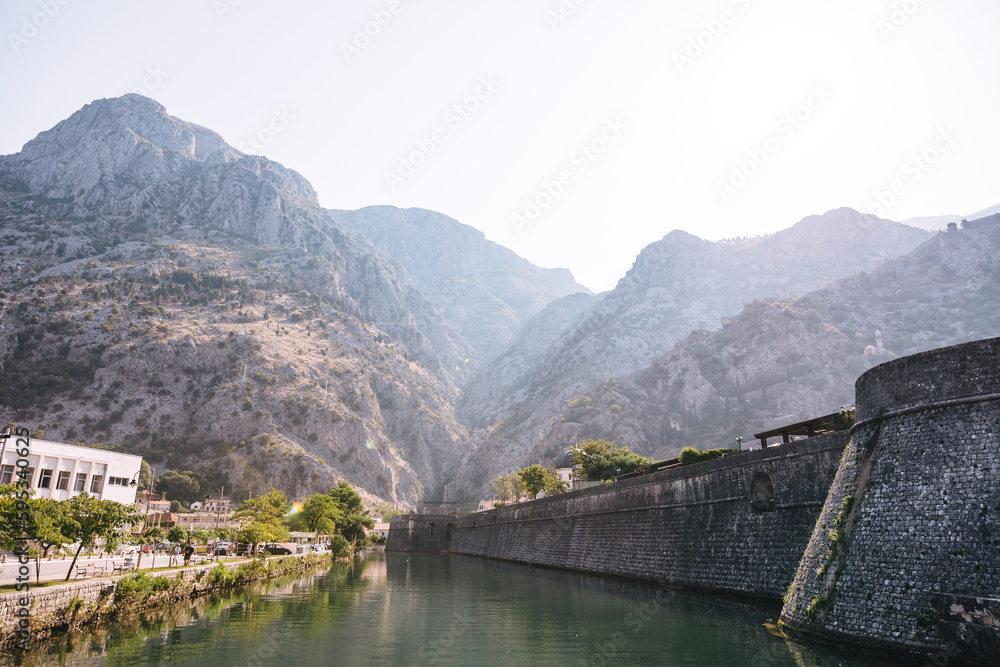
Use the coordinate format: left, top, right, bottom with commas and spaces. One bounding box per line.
22, 467, 34, 487
38, 469, 53, 489
56, 471, 71, 490
90, 475, 103, 493
0, 465, 12, 485
74, 473, 87, 492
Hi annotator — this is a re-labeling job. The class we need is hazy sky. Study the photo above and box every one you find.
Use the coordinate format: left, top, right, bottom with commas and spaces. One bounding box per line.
2, 1, 998, 291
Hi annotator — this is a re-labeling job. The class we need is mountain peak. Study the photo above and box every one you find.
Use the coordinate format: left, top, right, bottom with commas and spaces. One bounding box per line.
1, 95, 322, 244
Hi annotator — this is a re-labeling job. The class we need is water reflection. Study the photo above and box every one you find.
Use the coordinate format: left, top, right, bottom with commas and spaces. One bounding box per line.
2, 553, 901, 666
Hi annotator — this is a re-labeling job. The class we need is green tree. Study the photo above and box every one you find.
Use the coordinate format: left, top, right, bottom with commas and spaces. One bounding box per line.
167, 526, 188, 544
28, 498, 73, 558
572, 439, 652, 481
27, 498, 73, 582
328, 482, 364, 514
237, 523, 270, 553
339, 511, 374, 545
137, 460, 153, 492
298, 494, 344, 534
327, 482, 372, 545
233, 489, 290, 553
543, 474, 569, 496
491, 472, 524, 503
0, 490, 74, 583
0, 484, 25, 553
518, 464, 562, 499
62, 494, 143, 580
155, 470, 202, 503
141, 526, 166, 569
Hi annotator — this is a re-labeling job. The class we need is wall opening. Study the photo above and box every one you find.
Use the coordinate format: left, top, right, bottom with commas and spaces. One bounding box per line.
751, 473, 775, 513
429, 522, 436, 539
445, 522, 455, 547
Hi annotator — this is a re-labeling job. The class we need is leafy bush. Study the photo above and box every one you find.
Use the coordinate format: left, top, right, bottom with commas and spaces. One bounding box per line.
572, 439, 652, 481
567, 396, 593, 409
234, 559, 267, 582
678, 447, 736, 465
207, 563, 235, 587
116, 572, 155, 602
328, 534, 351, 558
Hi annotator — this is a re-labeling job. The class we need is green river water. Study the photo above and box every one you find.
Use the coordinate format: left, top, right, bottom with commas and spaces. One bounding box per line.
5, 551, 908, 666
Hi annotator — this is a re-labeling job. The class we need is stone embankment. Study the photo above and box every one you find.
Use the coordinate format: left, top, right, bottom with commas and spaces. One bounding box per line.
0, 552, 332, 648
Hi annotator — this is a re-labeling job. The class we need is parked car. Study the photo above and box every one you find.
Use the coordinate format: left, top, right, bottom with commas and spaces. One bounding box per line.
121, 544, 142, 554
212, 542, 234, 556
263, 543, 292, 555
296, 544, 313, 554
236, 544, 260, 557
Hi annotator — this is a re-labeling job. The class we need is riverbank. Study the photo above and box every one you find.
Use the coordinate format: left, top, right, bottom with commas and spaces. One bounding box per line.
0, 551, 336, 648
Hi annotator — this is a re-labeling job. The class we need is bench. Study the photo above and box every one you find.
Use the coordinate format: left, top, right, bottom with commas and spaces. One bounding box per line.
74, 563, 105, 579
112, 557, 136, 574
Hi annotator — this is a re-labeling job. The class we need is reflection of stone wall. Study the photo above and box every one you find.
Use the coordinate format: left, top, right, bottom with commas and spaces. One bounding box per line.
780, 337, 1000, 661
389, 433, 847, 599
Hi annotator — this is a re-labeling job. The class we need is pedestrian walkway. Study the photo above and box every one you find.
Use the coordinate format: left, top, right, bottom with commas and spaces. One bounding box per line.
0, 552, 241, 586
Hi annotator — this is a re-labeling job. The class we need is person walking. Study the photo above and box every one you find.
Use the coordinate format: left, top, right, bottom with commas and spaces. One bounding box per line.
171, 545, 181, 567
183, 544, 194, 567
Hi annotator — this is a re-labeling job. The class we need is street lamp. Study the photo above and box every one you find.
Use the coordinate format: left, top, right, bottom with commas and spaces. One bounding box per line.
129, 469, 155, 532
736, 435, 743, 452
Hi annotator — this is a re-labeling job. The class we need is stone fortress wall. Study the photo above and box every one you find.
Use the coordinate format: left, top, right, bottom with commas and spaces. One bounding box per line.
389, 432, 847, 599
389, 337, 1000, 661
780, 337, 1000, 662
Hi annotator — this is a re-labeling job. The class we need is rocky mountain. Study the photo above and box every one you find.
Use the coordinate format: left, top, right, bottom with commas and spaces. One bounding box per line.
333, 205, 590, 371
519, 213, 1000, 472
449, 209, 932, 494
0, 95, 578, 507
3, 93, 989, 511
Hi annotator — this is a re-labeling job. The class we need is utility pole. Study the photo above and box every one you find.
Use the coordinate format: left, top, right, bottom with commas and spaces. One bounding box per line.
216, 486, 224, 530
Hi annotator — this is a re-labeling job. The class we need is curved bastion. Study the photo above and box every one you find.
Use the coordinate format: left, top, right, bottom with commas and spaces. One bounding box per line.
779, 337, 1000, 661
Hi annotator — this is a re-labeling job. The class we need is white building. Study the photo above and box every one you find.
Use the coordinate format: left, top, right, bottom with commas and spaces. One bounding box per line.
204, 496, 231, 512
0, 436, 142, 505
364, 522, 390, 539
174, 511, 240, 531
554, 450, 576, 486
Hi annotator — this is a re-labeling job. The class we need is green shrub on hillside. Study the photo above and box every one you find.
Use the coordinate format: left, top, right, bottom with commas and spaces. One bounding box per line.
678, 447, 736, 466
